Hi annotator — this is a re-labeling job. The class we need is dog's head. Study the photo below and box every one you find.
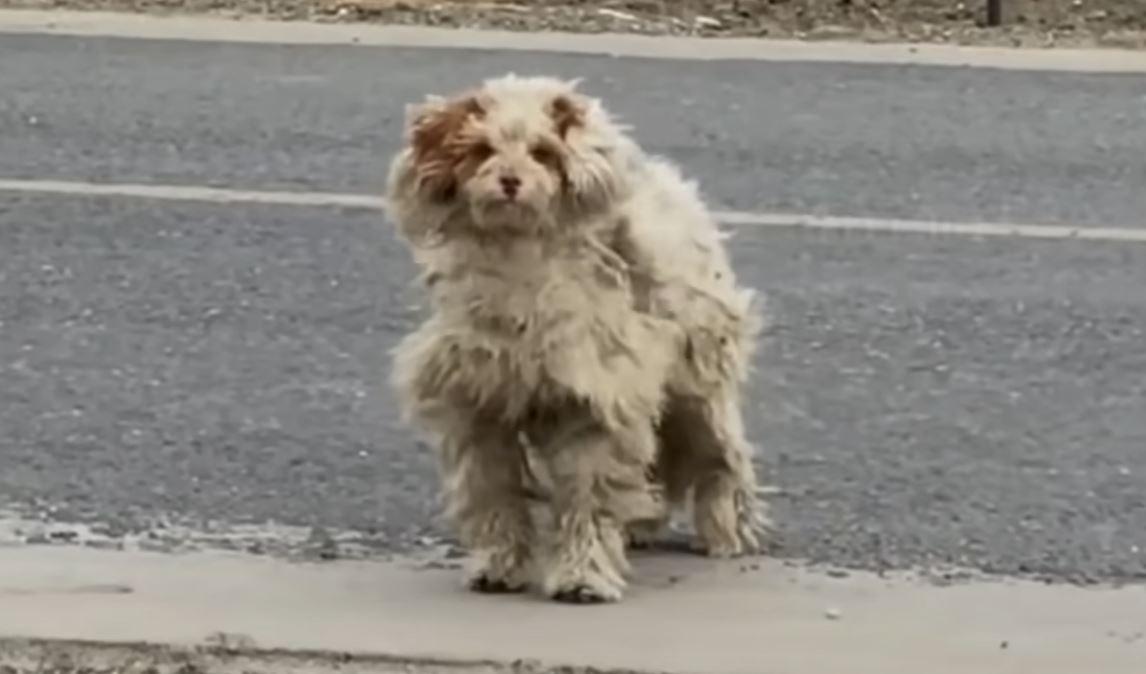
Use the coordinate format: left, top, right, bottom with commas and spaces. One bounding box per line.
389, 75, 630, 239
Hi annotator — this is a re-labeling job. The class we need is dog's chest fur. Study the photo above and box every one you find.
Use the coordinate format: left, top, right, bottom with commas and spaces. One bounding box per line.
399, 233, 676, 423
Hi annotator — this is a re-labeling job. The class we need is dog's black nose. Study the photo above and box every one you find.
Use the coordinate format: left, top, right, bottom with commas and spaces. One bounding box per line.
500, 175, 521, 198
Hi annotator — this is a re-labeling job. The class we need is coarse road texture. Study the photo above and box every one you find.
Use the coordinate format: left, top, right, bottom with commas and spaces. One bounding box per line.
4, 33, 1146, 227
2, 31, 1145, 586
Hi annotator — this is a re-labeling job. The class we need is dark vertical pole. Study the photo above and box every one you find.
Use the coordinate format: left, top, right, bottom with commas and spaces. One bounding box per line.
986, 0, 1003, 26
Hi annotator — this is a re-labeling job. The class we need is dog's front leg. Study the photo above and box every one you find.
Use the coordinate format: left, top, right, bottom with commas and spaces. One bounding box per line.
438, 419, 534, 594
534, 416, 659, 604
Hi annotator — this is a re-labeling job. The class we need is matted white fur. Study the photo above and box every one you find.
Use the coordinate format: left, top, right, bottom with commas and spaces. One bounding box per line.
384, 74, 769, 603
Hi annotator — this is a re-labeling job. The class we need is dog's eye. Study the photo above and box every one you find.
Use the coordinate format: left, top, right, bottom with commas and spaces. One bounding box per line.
470, 142, 494, 161
530, 145, 558, 166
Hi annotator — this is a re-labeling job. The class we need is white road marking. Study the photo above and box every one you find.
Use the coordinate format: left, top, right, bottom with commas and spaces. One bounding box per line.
716, 209, 1146, 243
3, 177, 1145, 243
3, 9, 1146, 73
0, 178, 383, 209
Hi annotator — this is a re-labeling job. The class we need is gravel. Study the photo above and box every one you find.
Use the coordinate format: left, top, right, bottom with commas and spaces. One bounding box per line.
1, 0, 1144, 49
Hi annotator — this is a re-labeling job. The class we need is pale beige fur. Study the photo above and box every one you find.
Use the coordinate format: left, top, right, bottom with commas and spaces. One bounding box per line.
384, 74, 769, 603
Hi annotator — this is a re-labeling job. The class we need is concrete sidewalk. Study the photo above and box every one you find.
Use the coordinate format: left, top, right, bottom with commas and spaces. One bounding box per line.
1, 545, 1142, 674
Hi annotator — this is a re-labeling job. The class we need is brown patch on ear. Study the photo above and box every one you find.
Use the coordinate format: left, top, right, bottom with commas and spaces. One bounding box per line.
547, 94, 585, 139
408, 94, 486, 199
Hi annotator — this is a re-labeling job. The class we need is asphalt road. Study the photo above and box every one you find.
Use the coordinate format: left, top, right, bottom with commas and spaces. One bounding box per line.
3, 34, 1146, 226
1, 32, 1145, 585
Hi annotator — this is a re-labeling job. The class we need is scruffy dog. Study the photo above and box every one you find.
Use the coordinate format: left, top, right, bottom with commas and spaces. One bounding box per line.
384, 74, 768, 603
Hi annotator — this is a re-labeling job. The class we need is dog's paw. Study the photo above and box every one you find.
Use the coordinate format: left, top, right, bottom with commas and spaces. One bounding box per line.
465, 545, 532, 594
692, 536, 744, 558
467, 569, 528, 594
550, 582, 620, 604
694, 488, 772, 558
625, 518, 667, 550
695, 521, 772, 558
541, 555, 625, 604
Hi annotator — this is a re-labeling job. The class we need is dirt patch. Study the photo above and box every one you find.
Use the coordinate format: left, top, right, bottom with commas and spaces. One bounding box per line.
2, 0, 1145, 49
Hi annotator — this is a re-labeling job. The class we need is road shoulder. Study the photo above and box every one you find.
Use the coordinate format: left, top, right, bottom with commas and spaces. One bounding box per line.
2, 9, 1146, 72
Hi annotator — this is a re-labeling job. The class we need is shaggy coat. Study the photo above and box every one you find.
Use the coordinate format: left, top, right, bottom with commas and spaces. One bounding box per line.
384, 74, 767, 603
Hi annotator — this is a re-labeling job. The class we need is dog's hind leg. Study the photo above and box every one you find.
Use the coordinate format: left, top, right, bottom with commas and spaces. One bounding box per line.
623, 456, 672, 550
534, 414, 662, 603
625, 516, 668, 550
438, 417, 534, 593
658, 392, 769, 558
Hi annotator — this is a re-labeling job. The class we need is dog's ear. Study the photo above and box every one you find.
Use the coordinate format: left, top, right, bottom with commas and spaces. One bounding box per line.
546, 92, 587, 140
406, 93, 485, 199
545, 90, 624, 214
404, 95, 444, 124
